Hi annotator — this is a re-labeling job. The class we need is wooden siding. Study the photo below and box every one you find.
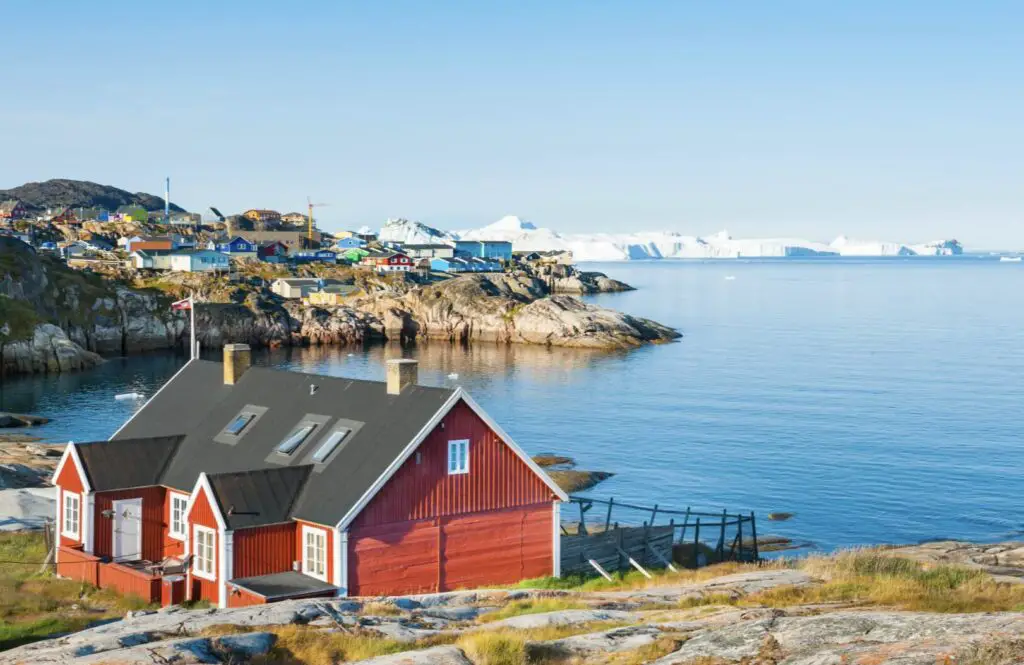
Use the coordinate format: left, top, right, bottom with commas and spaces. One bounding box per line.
226, 585, 267, 608
55, 452, 85, 548
349, 518, 439, 596
57, 546, 99, 586
352, 401, 554, 529
187, 486, 220, 605
93, 487, 167, 561
441, 504, 552, 589
348, 504, 553, 596
98, 563, 161, 604
296, 521, 334, 585
234, 523, 296, 580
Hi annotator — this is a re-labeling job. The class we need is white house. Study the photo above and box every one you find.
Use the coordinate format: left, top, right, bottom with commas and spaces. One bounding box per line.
168, 250, 231, 273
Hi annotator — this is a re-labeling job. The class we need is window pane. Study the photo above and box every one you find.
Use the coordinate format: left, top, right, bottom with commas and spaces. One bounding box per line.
276, 424, 315, 455
312, 428, 350, 463
225, 413, 254, 435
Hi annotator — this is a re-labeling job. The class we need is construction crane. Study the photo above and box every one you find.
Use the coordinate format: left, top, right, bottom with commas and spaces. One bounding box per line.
209, 207, 226, 222
306, 197, 329, 243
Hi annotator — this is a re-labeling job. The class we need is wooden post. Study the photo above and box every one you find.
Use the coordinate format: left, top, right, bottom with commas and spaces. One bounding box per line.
642, 521, 649, 567
616, 525, 624, 572
650, 503, 659, 525
750, 512, 759, 562
678, 507, 691, 543
578, 501, 587, 536
605, 498, 614, 532
617, 545, 653, 579
645, 538, 679, 573
589, 559, 613, 581
692, 517, 701, 568
736, 513, 744, 561
717, 509, 727, 562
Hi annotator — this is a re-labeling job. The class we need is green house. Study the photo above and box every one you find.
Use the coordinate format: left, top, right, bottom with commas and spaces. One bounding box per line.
342, 247, 369, 263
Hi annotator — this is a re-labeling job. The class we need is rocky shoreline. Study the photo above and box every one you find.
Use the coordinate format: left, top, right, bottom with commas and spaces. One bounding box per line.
6, 543, 1024, 664
0, 238, 676, 378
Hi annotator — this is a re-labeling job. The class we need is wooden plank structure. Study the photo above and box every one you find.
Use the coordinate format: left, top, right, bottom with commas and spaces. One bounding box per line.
563, 496, 758, 575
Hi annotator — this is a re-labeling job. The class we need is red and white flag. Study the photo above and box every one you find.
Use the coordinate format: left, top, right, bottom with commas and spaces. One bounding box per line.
171, 298, 192, 311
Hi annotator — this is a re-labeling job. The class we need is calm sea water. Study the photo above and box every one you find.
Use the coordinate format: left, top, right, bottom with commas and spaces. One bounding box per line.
3, 257, 1023, 551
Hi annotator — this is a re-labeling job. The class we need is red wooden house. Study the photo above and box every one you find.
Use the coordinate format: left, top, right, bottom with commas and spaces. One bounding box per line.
360, 251, 412, 273
52, 348, 567, 608
0, 199, 27, 223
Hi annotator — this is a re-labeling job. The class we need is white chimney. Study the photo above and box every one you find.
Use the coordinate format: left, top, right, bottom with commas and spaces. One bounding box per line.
386, 359, 418, 395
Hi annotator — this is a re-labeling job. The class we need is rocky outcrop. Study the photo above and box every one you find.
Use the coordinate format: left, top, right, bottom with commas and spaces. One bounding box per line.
358, 273, 677, 349
522, 263, 634, 294
1, 237, 676, 377
0, 324, 103, 375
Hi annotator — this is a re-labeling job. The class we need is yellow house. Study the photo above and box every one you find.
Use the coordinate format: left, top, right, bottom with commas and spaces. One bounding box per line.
242, 209, 282, 223
305, 285, 360, 306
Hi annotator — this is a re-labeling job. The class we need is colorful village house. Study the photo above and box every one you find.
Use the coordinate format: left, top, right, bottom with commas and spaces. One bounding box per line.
52, 350, 567, 607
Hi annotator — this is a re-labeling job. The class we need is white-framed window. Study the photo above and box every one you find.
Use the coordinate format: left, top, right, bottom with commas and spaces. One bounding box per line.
448, 439, 470, 475
302, 526, 327, 582
192, 525, 216, 581
61, 490, 81, 539
169, 493, 189, 541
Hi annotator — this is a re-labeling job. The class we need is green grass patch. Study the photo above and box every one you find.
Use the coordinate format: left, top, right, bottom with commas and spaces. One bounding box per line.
0, 296, 43, 341
0, 532, 155, 651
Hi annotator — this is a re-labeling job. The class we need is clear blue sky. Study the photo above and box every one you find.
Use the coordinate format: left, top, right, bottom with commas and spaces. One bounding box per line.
2, 1, 1021, 248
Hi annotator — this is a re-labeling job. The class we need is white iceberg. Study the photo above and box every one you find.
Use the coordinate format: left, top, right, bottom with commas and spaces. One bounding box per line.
371, 215, 963, 261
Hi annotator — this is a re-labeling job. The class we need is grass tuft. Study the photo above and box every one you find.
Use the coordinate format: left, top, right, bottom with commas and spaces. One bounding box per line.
744, 549, 1024, 613
457, 632, 527, 665
476, 598, 588, 624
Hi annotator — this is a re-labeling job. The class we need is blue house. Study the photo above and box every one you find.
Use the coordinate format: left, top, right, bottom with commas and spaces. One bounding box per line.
335, 236, 366, 250
454, 240, 513, 261
430, 257, 470, 273
169, 250, 232, 273
215, 236, 257, 256
292, 249, 338, 264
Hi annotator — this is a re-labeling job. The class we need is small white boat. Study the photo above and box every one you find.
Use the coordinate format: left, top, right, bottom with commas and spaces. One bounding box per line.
724, 275, 737, 281
1000, 256, 1022, 262
447, 373, 459, 380
114, 392, 144, 401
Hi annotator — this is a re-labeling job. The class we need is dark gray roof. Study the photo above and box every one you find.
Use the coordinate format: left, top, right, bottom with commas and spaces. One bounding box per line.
114, 360, 456, 527
228, 571, 336, 600
114, 361, 233, 441
207, 466, 312, 530
76, 436, 183, 491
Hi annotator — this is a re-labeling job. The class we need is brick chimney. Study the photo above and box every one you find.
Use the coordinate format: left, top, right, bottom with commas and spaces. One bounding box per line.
386, 359, 418, 395
223, 343, 251, 385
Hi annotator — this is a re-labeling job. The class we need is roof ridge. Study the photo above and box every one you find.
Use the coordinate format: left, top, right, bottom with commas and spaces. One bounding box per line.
154, 435, 187, 485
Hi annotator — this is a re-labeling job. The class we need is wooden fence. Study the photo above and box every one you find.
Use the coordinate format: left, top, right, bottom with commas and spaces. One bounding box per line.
561, 524, 674, 577
564, 496, 758, 573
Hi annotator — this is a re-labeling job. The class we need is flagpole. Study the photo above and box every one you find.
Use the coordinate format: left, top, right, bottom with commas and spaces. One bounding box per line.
190, 294, 196, 360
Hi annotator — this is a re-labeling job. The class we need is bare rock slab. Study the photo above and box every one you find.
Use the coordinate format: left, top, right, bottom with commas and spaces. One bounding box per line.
351, 645, 474, 665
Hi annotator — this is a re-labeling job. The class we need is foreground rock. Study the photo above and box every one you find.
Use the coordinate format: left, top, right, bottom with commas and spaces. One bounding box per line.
9, 562, 1024, 665
888, 540, 1024, 583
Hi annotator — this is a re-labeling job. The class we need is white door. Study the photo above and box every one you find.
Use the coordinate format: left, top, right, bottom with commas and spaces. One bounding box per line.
112, 498, 143, 561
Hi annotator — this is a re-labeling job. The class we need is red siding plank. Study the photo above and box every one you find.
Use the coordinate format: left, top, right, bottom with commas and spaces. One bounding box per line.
54, 451, 86, 548
352, 401, 553, 529
187, 486, 220, 605
234, 523, 296, 580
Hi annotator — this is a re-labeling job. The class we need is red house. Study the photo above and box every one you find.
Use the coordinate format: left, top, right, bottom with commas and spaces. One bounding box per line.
0, 199, 27, 223
52, 348, 567, 607
361, 251, 412, 273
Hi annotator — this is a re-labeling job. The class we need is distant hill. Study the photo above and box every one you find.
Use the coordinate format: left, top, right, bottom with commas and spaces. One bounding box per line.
0, 179, 186, 213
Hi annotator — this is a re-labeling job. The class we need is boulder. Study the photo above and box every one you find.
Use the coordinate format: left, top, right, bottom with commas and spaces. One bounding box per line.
351, 645, 474, 665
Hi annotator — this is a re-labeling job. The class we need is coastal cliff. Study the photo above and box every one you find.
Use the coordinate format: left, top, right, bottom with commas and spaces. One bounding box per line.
0, 239, 677, 377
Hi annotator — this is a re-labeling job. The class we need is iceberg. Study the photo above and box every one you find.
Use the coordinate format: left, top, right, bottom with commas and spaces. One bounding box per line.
370, 215, 963, 261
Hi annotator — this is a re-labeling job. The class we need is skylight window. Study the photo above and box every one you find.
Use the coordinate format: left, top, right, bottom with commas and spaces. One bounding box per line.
225, 413, 255, 436
311, 428, 351, 463
276, 423, 316, 455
